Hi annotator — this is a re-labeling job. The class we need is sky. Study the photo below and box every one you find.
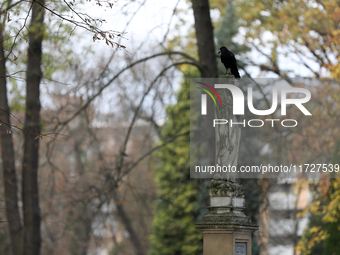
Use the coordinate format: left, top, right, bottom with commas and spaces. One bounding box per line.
73, 0, 190, 53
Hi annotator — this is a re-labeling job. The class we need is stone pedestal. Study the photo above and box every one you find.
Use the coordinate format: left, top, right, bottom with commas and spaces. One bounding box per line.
196, 179, 258, 255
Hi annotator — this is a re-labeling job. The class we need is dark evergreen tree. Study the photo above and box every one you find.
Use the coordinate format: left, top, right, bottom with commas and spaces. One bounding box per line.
149, 72, 204, 255
215, 0, 249, 75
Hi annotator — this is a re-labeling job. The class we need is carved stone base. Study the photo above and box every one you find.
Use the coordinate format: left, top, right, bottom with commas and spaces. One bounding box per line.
196, 179, 257, 229
196, 179, 258, 255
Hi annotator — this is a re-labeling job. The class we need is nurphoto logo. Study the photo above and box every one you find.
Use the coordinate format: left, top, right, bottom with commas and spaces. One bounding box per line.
197, 82, 312, 128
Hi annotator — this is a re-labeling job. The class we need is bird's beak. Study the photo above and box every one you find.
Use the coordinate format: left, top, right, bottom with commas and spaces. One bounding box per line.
218, 50, 221, 54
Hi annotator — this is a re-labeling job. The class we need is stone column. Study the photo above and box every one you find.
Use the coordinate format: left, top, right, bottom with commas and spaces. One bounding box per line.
195, 179, 258, 255
214, 77, 242, 180
195, 76, 258, 254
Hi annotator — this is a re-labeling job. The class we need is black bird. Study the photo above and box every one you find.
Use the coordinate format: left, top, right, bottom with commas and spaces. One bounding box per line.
218, 46, 240, 78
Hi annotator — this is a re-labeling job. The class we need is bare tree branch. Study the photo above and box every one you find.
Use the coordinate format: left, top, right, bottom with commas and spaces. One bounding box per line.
53, 52, 201, 133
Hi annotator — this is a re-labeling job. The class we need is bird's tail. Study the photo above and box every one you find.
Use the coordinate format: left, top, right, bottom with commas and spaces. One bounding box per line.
231, 66, 240, 78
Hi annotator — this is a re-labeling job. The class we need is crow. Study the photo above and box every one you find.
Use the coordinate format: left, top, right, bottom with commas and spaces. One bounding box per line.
218, 46, 240, 78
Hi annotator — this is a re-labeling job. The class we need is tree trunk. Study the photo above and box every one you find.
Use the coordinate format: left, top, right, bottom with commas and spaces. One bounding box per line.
0, 14, 24, 255
113, 190, 145, 255
259, 179, 270, 255
191, 0, 218, 78
191, 0, 218, 166
22, 1, 45, 254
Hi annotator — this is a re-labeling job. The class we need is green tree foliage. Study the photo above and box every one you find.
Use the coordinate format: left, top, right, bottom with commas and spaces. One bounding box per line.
215, 0, 246, 55
214, 0, 250, 75
149, 70, 203, 255
215, 0, 240, 74
297, 140, 340, 255
233, 0, 340, 77
323, 214, 340, 254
